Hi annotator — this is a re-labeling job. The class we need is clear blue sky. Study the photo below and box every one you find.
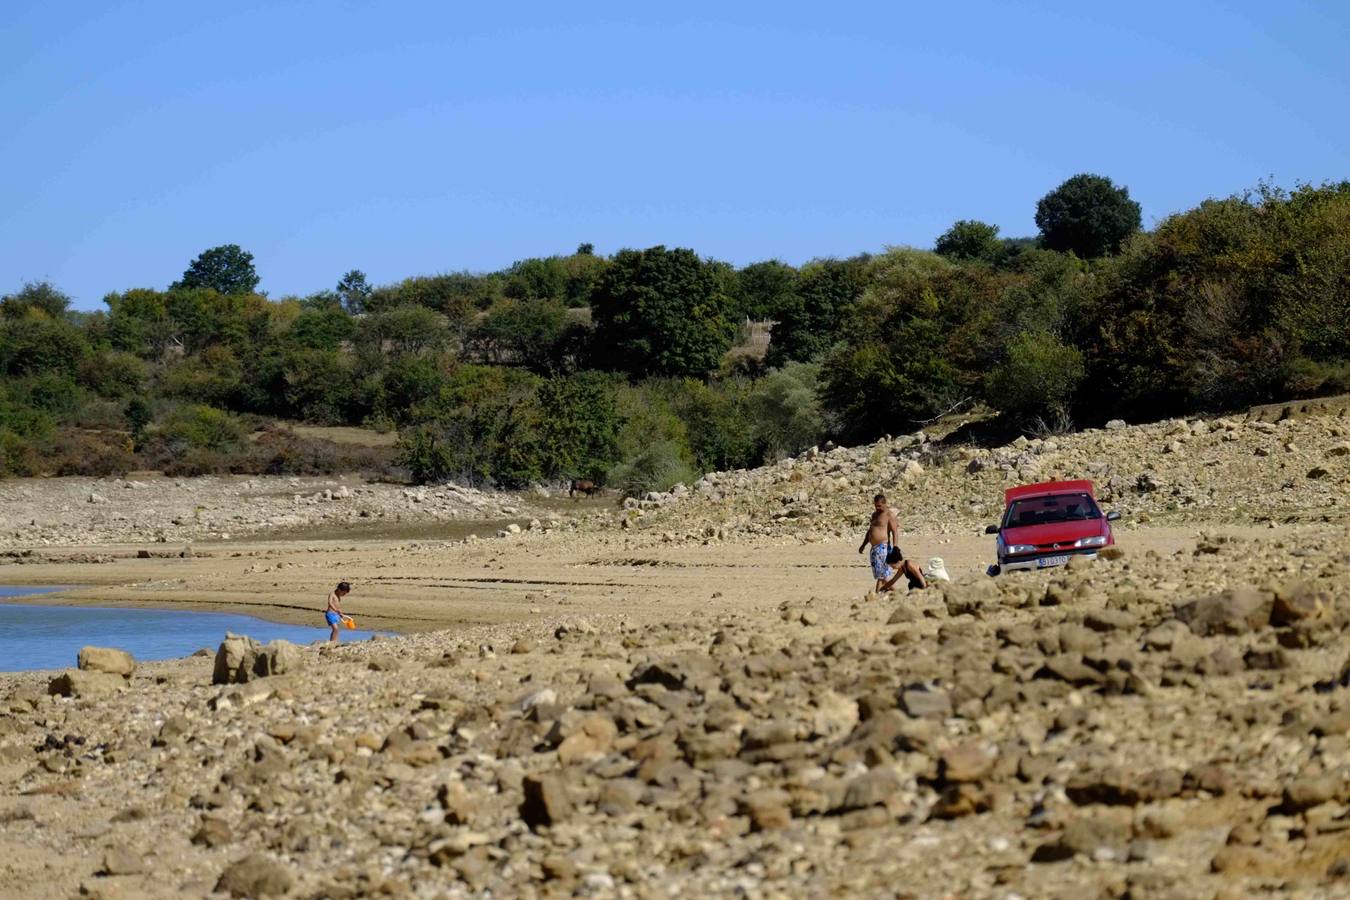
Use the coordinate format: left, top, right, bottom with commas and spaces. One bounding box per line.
3, 1, 1347, 309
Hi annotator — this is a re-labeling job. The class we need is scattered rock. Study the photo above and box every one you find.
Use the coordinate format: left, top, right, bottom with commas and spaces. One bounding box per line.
215, 854, 294, 898
77, 646, 135, 679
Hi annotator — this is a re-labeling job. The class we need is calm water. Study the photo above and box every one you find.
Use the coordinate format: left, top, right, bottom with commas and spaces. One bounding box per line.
0, 586, 381, 672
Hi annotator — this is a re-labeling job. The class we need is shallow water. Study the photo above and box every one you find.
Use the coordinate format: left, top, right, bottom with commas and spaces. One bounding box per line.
0, 586, 380, 672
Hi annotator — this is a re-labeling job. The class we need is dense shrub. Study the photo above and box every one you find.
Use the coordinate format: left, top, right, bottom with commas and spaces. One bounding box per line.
749, 362, 825, 459
51, 430, 136, 477
985, 332, 1086, 426
609, 439, 697, 497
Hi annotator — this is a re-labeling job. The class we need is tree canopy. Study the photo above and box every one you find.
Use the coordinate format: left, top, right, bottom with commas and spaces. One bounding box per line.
172, 244, 261, 295
590, 246, 736, 377
1035, 174, 1142, 258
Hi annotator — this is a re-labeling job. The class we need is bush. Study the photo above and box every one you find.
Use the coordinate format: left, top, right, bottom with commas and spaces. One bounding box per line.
160, 346, 243, 406
535, 372, 623, 481
51, 430, 135, 477
278, 348, 364, 425
355, 304, 452, 355
0, 316, 88, 376
393, 427, 457, 485
78, 350, 149, 399
610, 439, 697, 497
251, 425, 395, 477
0, 431, 42, 476
155, 405, 247, 453
750, 362, 825, 459
935, 220, 1001, 262
985, 331, 1085, 425
469, 299, 570, 372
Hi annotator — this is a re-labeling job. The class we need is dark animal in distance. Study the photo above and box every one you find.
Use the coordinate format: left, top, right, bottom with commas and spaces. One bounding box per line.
569, 479, 597, 499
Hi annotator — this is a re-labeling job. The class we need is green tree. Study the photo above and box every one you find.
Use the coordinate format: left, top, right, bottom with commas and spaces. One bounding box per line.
1035, 174, 1142, 258
764, 256, 870, 367
470, 299, 570, 372
1, 281, 72, 319
336, 269, 372, 314
590, 246, 736, 377
935, 220, 1001, 262
504, 257, 567, 301
671, 378, 758, 472
370, 273, 498, 322
161, 346, 244, 407
173, 244, 260, 295
124, 397, 153, 449
535, 372, 623, 481
356, 304, 451, 355
0, 315, 88, 376
286, 306, 355, 351
733, 260, 798, 321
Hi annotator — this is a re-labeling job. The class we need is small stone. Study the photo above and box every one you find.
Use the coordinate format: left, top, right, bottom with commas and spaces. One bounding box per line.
557, 714, 618, 765
520, 773, 574, 829
745, 789, 792, 831
101, 846, 145, 876
941, 742, 998, 783
899, 687, 951, 719
215, 853, 294, 898
192, 816, 233, 848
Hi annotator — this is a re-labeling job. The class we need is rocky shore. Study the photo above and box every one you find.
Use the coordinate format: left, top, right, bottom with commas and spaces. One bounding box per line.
1, 405, 1349, 898
0, 475, 530, 550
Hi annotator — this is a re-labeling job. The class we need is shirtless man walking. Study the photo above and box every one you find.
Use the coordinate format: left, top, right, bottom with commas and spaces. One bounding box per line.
858, 494, 926, 593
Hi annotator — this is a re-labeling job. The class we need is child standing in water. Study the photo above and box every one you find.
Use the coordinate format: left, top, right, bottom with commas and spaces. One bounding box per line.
325, 582, 351, 642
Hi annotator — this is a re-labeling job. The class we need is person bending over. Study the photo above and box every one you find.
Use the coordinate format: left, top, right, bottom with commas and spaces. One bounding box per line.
880, 546, 927, 593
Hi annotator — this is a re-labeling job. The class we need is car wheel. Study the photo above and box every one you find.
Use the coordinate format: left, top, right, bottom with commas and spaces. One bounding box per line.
986, 564, 1001, 577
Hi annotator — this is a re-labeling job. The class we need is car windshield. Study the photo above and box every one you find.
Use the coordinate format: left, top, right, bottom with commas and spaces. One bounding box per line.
1005, 492, 1101, 528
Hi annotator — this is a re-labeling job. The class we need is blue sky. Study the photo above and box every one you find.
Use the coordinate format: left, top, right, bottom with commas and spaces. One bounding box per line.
2, 1, 1347, 309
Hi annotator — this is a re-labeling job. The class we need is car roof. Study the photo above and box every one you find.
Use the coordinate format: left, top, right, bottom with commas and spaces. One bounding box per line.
1004, 479, 1096, 506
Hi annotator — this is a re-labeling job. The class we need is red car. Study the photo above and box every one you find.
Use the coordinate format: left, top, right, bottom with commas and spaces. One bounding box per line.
985, 479, 1119, 575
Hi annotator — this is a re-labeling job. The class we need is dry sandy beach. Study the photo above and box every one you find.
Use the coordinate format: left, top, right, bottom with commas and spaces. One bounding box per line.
2, 404, 1349, 898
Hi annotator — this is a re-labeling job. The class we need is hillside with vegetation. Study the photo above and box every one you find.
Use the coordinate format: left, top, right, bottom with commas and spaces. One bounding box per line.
2, 176, 1347, 492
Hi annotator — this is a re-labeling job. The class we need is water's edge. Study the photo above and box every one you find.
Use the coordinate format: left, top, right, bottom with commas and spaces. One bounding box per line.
0, 587, 384, 673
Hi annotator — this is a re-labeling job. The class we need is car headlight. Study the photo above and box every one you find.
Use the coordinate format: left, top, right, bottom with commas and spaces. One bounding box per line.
1006, 544, 1038, 554
1074, 536, 1107, 548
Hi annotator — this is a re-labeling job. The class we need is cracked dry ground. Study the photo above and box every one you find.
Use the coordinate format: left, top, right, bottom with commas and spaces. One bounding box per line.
2, 411, 1350, 898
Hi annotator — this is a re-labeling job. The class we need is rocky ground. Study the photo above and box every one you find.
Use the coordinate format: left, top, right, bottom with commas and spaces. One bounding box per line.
0, 475, 533, 549
2, 401, 1349, 898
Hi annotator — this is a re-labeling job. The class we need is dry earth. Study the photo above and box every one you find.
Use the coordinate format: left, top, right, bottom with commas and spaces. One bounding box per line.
1, 401, 1349, 898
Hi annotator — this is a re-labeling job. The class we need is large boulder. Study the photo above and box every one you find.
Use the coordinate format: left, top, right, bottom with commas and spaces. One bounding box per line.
48, 669, 126, 698
212, 634, 304, 685
77, 646, 135, 679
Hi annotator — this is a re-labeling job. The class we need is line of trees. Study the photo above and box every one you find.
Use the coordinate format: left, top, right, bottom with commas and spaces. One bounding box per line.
2, 175, 1347, 491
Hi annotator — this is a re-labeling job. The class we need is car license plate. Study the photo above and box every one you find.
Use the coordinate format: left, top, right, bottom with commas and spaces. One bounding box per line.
1037, 555, 1069, 568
